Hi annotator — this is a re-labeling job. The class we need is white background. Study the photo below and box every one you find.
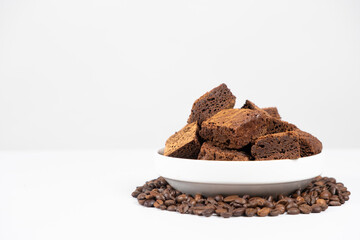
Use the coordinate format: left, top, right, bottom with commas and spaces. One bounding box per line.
1, 1, 360, 240
0, 0, 359, 150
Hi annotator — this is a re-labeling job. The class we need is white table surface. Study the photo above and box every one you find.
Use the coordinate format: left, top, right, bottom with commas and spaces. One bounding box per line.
0, 149, 359, 240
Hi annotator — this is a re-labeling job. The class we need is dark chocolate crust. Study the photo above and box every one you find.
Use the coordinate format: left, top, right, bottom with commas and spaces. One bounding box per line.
198, 142, 250, 161
188, 84, 236, 125
263, 107, 281, 119
293, 130, 322, 157
199, 109, 269, 149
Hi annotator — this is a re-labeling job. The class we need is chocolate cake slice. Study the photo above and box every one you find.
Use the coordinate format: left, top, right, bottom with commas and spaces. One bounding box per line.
199, 109, 269, 149
263, 107, 281, 119
164, 122, 201, 159
187, 83, 236, 125
292, 130, 322, 157
251, 132, 301, 160
198, 142, 250, 161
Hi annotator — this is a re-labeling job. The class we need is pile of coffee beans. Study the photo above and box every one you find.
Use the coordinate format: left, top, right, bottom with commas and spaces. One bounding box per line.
131, 176, 350, 218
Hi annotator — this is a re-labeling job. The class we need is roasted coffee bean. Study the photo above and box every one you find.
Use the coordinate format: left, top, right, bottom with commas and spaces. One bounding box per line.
233, 208, 246, 216
269, 209, 281, 216
176, 194, 188, 203
329, 201, 341, 206
311, 204, 322, 213
202, 208, 214, 217
214, 195, 224, 202
249, 197, 266, 207
167, 205, 176, 211
164, 199, 176, 206
137, 193, 146, 200
286, 202, 298, 210
242, 195, 250, 200
177, 203, 189, 214
215, 207, 227, 215
320, 190, 331, 200
299, 204, 312, 214
275, 204, 286, 214
295, 196, 305, 205
257, 207, 271, 217
224, 195, 239, 202
194, 194, 203, 202
153, 199, 164, 208
316, 199, 327, 210
264, 201, 275, 208
287, 208, 300, 215
131, 191, 141, 198
138, 199, 146, 205
330, 195, 339, 201
245, 208, 257, 217
220, 211, 232, 218
343, 195, 349, 201
267, 196, 274, 202
143, 199, 155, 207
207, 197, 217, 205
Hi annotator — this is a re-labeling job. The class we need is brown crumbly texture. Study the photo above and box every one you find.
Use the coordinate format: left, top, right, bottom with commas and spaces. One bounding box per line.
199, 109, 269, 149
164, 122, 201, 159
241, 100, 268, 114
197, 142, 250, 161
263, 107, 281, 119
187, 83, 236, 125
266, 118, 297, 134
251, 132, 301, 160
292, 130, 322, 157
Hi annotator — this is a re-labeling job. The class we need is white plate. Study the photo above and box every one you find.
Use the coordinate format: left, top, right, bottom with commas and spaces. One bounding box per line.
155, 148, 323, 197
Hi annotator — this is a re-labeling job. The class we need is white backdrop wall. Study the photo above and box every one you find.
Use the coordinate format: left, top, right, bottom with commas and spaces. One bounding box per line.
0, 0, 359, 150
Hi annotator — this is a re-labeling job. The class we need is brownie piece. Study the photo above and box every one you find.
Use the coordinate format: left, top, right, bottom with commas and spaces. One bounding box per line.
187, 83, 236, 125
263, 107, 281, 119
164, 122, 201, 159
292, 130, 322, 157
241, 100, 267, 113
198, 142, 250, 161
199, 109, 269, 149
266, 118, 297, 134
251, 132, 301, 160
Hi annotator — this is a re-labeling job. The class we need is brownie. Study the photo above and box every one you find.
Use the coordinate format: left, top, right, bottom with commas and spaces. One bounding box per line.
292, 130, 322, 157
263, 107, 281, 119
199, 109, 269, 149
266, 118, 297, 134
251, 132, 301, 160
187, 83, 236, 125
241, 100, 266, 113
198, 142, 250, 161
164, 122, 201, 159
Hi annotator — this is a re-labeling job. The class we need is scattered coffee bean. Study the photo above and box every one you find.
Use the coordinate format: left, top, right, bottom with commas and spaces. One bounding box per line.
299, 204, 312, 214
257, 207, 271, 217
245, 208, 257, 217
287, 208, 300, 215
131, 176, 350, 218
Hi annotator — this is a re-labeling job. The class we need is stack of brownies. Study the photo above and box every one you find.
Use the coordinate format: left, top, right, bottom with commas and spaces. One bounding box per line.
164, 84, 322, 161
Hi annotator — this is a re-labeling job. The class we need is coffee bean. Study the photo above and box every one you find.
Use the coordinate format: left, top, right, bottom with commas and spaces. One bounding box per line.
299, 204, 312, 214
202, 208, 214, 217
245, 208, 257, 217
214, 206, 226, 213
269, 209, 281, 216
286, 202, 298, 210
207, 197, 217, 205
177, 203, 189, 214
287, 208, 300, 215
137, 193, 146, 200
154, 199, 164, 208
220, 211, 232, 218
224, 195, 239, 202
164, 199, 176, 206
320, 190, 331, 200
257, 207, 271, 217
329, 201, 341, 206
214, 195, 224, 202
233, 208, 246, 216
167, 205, 176, 211
264, 201, 275, 208
295, 196, 305, 205
143, 199, 155, 207
311, 204, 322, 213
343, 195, 349, 201
131, 191, 141, 198
267, 196, 274, 202
138, 199, 145, 205
249, 197, 266, 207
176, 194, 188, 203
316, 199, 327, 210
275, 204, 286, 214
194, 194, 203, 202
